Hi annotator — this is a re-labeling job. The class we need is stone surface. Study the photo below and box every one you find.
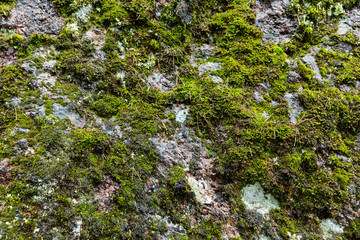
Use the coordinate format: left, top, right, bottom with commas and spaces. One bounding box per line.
175, 107, 189, 123
72, 216, 83, 238
21, 61, 37, 75
75, 4, 92, 24
198, 62, 223, 83
53, 103, 84, 128
186, 176, 213, 205
337, 7, 360, 37
176, 0, 192, 25
0, 0, 64, 37
18, 139, 28, 149
150, 123, 240, 239
0, 158, 12, 185
43, 60, 57, 71
284, 92, 303, 124
94, 176, 119, 212
254, 0, 298, 44
84, 28, 106, 62
146, 72, 175, 92
301, 50, 324, 84
153, 215, 187, 239
36, 73, 57, 87
287, 71, 303, 83
254, 91, 264, 103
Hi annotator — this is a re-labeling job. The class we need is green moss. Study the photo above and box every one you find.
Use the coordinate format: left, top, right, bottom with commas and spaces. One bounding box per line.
169, 166, 186, 186
0, 0, 15, 18
0, 0, 359, 238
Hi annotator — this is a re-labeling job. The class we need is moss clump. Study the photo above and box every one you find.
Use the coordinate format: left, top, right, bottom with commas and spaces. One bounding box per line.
0, 0, 15, 17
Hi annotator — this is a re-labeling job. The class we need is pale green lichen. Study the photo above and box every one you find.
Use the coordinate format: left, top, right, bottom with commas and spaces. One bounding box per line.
241, 182, 279, 215
74, 4, 92, 24
320, 219, 344, 239
186, 176, 212, 205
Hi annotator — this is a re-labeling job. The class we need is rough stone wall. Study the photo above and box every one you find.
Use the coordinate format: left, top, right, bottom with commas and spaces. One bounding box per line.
0, 0, 359, 239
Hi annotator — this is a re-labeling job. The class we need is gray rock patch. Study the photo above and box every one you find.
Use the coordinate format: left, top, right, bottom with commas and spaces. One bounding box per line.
241, 182, 279, 215
21, 62, 37, 75
36, 72, 57, 87
337, 8, 360, 37
175, 108, 189, 124
146, 72, 174, 92
254, 0, 298, 44
284, 92, 303, 124
198, 62, 223, 83
302, 53, 323, 83
1, 0, 65, 37
53, 103, 84, 127
176, 0, 192, 25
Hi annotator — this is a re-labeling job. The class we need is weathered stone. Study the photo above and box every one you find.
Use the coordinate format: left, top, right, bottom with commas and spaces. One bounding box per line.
0, 158, 12, 185
287, 71, 303, 83
94, 176, 119, 212
175, 108, 189, 124
284, 92, 303, 124
53, 103, 84, 128
21, 61, 37, 74
254, 0, 298, 44
36, 72, 57, 87
0, 0, 65, 37
18, 138, 28, 149
75, 4, 92, 24
186, 176, 213, 205
15, 128, 30, 134
146, 72, 174, 92
337, 7, 360, 37
302, 50, 323, 83
176, 0, 192, 25
43, 60, 57, 71
84, 28, 106, 62
198, 62, 222, 78
320, 219, 344, 239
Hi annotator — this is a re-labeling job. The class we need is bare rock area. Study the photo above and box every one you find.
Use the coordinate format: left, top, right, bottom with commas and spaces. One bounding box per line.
337, 7, 360, 37
0, 0, 64, 37
0, 158, 12, 185
254, 0, 298, 44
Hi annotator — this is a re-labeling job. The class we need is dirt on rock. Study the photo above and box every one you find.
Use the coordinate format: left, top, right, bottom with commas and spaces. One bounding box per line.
0, 158, 12, 185
94, 176, 119, 212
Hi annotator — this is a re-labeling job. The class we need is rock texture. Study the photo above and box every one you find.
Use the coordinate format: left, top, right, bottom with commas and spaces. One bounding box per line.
0, 0, 359, 239
254, 0, 298, 44
0, 0, 64, 37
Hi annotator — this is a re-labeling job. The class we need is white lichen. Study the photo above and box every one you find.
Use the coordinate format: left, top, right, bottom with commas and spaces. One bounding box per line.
175, 109, 188, 123
137, 54, 156, 70
75, 4, 92, 23
333, 3, 345, 17
320, 219, 343, 239
241, 182, 279, 214
116, 71, 126, 80
65, 22, 80, 37
186, 176, 212, 205
73, 217, 83, 238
